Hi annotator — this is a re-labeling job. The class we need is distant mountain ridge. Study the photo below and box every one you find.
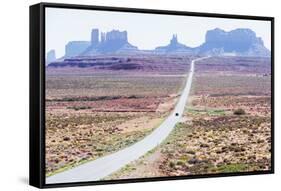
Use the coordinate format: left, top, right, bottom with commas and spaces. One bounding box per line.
49, 27, 270, 61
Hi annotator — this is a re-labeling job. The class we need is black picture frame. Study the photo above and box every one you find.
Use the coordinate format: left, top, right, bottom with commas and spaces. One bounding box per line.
29, 2, 275, 189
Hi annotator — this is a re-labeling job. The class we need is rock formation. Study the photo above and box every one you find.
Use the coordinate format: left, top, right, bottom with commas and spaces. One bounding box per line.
65, 41, 91, 57
91, 29, 99, 46
82, 29, 138, 55
60, 27, 270, 58
46, 49, 56, 65
197, 28, 270, 57
155, 34, 193, 54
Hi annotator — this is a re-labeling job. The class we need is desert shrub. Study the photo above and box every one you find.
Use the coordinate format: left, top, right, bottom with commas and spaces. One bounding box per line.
176, 160, 185, 166
169, 161, 175, 168
217, 163, 248, 173
233, 108, 246, 115
67, 106, 92, 110
63, 137, 70, 141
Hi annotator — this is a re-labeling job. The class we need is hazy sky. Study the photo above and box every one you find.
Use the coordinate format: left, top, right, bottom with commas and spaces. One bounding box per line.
46, 7, 271, 58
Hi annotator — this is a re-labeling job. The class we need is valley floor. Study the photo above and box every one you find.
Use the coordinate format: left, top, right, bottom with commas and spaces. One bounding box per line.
105, 57, 271, 180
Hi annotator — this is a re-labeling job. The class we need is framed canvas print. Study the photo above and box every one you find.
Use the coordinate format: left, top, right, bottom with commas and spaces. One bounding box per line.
29, 2, 274, 188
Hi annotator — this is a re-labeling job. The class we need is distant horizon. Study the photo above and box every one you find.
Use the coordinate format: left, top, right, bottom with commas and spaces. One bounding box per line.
46, 7, 271, 58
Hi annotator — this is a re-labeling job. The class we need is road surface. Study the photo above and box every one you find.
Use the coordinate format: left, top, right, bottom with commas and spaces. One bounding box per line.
46, 56, 209, 184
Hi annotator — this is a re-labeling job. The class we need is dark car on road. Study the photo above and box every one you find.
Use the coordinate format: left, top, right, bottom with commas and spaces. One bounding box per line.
175, 113, 179, 116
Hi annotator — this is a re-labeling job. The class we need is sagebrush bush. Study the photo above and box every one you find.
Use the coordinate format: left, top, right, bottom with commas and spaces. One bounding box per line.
233, 108, 246, 115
